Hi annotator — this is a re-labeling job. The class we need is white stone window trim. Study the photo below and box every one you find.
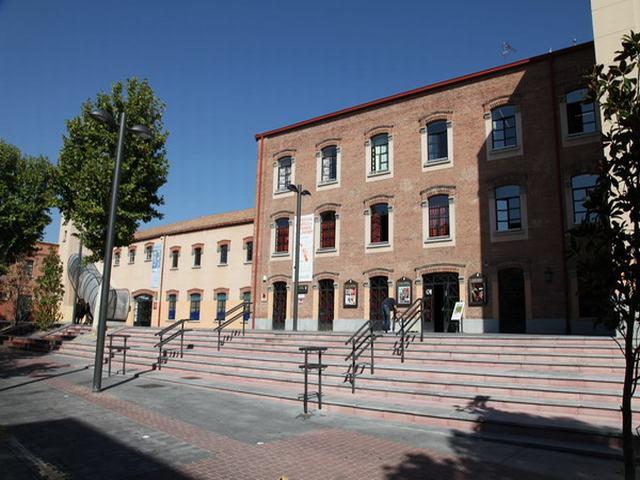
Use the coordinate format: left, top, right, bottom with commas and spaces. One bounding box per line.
420, 121, 454, 172
488, 186, 529, 243
270, 218, 293, 261
314, 212, 340, 257
272, 157, 296, 198
484, 106, 524, 161
421, 196, 456, 248
559, 98, 601, 148
316, 146, 341, 190
363, 205, 394, 253
365, 134, 394, 182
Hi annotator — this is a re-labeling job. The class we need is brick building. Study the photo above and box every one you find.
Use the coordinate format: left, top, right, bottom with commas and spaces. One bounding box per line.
251, 42, 608, 334
0, 241, 59, 323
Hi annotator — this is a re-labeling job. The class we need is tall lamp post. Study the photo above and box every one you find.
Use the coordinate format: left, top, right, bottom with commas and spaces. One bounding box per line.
89, 109, 152, 392
70, 233, 83, 324
287, 184, 311, 332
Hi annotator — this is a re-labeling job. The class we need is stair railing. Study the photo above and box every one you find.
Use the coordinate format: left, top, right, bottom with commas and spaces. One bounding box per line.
213, 301, 252, 351
153, 319, 191, 370
344, 320, 376, 393
394, 297, 425, 363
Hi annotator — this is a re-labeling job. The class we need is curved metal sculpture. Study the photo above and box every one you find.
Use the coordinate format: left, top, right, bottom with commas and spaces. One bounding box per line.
67, 254, 129, 321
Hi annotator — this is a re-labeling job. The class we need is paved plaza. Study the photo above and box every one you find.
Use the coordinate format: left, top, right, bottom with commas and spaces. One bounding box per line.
0, 347, 624, 479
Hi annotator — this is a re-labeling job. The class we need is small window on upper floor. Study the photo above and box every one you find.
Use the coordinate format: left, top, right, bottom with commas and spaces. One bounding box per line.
571, 174, 599, 224
171, 250, 179, 269
495, 185, 521, 232
427, 120, 448, 162
277, 156, 292, 192
128, 249, 136, 264
144, 245, 153, 262
275, 218, 289, 253
114, 252, 120, 267
320, 211, 336, 249
566, 88, 596, 136
320, 146, 337, 183
219, 244, 228, 265
245, 241, 253, 262
370, 134, 389, 173
193, 247, 202, 267
370, 203, 389, 244
428, 195, 450, 238
491, 105, 517, 150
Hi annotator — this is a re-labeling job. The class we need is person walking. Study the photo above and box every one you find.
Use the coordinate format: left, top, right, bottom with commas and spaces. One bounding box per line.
381, 297, 396, 333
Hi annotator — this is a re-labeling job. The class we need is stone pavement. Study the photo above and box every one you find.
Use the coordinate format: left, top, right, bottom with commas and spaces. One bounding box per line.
0, 348, 624, 479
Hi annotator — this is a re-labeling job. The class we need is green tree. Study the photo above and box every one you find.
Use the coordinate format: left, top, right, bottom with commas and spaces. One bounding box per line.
33, 249, 64, 331
56, 78, 169, 263
0, 140, 54, 275
571, 31, 640, 480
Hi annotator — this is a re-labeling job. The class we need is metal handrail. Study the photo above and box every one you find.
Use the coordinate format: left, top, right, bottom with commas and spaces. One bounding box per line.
344, 320, 376, 393
154, 319, 190, 370
394, 297, 425, 363
213, 301, 252, 351
298, 346, 328, 413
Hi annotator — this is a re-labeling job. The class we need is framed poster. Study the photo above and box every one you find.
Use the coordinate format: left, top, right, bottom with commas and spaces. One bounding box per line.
343, 280, 358, 308
468, 274, 486, 306
451, 301, 465, 321
396, 277, 413, 306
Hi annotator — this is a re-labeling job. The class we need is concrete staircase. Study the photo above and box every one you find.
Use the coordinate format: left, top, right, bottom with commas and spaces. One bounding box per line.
3, 324, 92, 352
55, 326, 632, 458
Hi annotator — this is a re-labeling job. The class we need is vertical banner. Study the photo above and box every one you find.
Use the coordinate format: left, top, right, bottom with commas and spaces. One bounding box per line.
150, 243, 162, 288
296, 213, 314, 282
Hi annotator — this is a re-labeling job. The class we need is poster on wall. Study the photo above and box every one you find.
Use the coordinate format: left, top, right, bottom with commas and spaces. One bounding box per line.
343, 280, 358, 308
150, 243, 162, 288
396, 277, 413, 306
294, 213, 315, 282
468, 274, 486, 306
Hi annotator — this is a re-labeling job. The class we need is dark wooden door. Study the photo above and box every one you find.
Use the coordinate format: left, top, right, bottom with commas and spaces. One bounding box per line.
318, 279, 334, 331
272, 282, 287, 330
369, 276, 388, 329
498, 268, 526, 333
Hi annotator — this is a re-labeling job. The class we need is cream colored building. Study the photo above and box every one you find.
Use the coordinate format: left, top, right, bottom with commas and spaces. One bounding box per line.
591, 0, 640, 65
58, 209, 254, 328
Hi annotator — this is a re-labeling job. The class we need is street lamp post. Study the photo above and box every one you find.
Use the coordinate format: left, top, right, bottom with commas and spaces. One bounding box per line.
71, 234, 83, 324
89, 109, 152, 392
287, 184, 311, 332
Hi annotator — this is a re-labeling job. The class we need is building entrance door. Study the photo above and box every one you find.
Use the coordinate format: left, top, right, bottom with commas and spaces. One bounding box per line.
423, 273, 459, 332
498, 268, 526, 333
134, 294, 152, 327
318, 279, 334, 331
272, 282, 287, 330
369, 276, 388, 330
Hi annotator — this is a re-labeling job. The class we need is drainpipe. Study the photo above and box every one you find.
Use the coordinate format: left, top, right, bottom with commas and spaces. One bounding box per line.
251, 137, 265, 329
548, 56, 572, 334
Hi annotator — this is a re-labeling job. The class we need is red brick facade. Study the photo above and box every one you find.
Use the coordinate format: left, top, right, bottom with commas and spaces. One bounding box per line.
252, 43, 605, 334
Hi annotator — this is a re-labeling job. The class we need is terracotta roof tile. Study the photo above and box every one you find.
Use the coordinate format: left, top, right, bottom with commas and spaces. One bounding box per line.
133, 208, 254, 241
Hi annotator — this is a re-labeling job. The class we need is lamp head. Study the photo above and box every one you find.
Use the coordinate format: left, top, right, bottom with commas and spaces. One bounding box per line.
301, 189, 311, 196
129, 124, 153, 140
89, 109, 117, 128
286, 184, 299, 193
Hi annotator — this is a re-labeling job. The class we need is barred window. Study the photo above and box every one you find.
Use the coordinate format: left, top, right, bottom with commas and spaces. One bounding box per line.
277, 157, 292, 191
275, 218, 289, 253
320, 211, 336, 249
321, 146, 337, 183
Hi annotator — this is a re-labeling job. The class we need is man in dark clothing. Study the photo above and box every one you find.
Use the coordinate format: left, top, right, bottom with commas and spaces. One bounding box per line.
381, 297, 396, 333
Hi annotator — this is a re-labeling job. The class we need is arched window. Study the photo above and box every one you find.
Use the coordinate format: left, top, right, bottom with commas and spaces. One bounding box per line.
370, 134, 389, 173
320, 211, 336, 249
491, 105, 517, 149
321, 146, 337, 183
428, 195, 450, 237
495, 185, 521, 231
167, 294, 177, 320
144, 245, 153, 261
275, 217, 289, 253
566, 88, 596, 135
189, 293, 201, 320
571, 174, 598, 224
370, 203, 389, 243
277, 156, 292, 191
427, 120, 448, 162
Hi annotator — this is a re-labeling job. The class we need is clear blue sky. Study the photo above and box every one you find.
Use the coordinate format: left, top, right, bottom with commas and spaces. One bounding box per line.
0, 0, 594, 243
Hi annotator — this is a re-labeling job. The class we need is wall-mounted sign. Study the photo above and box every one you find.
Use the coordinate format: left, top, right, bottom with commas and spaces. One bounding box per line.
468, 274, 486, 306
451, 301, 465, 321
150, 243, 162, 288
297, 284, 309, 294
396, 277, 413, 306
294, 214, 314, 282
343, 280, 358, 308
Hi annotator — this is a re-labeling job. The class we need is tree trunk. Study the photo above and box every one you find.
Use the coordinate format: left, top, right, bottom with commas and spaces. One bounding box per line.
623, 316, 636, 480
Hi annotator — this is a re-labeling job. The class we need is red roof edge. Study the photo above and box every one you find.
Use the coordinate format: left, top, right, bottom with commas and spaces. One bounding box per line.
255, 42, 594, 140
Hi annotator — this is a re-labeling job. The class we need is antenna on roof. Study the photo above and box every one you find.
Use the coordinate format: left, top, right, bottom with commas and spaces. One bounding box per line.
572, 38, 577, 45
501, 41, 516, 57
